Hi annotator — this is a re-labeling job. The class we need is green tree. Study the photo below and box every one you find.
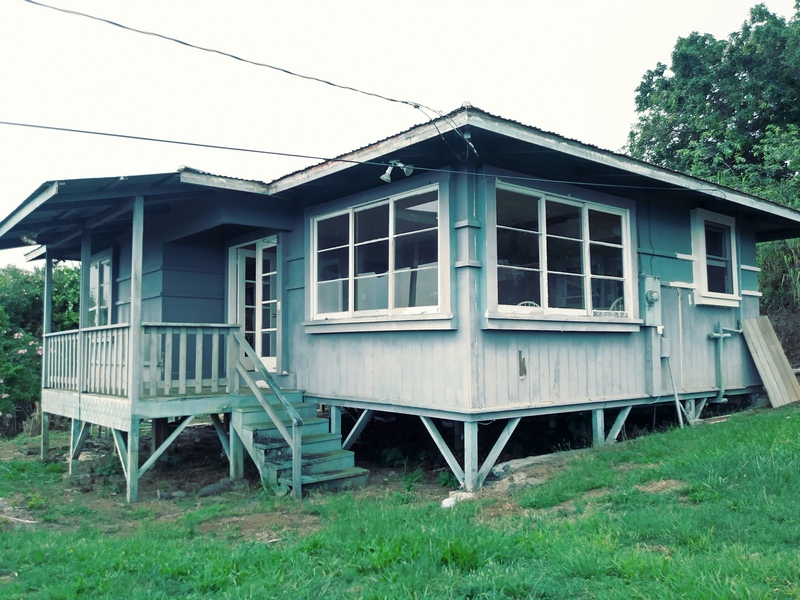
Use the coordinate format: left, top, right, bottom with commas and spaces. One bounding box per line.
0, 263, 80, 432
628, 3, 800, 309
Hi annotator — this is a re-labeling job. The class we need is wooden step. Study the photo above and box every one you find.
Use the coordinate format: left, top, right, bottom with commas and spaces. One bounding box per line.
234, 400, 316, 425
278, 467, 370, 494
267, 449, 357, 478
248, 417, 330, 443
256, 432, 343, 462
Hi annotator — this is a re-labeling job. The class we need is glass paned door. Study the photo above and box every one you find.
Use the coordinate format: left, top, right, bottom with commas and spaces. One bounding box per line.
235, 239, 279, 371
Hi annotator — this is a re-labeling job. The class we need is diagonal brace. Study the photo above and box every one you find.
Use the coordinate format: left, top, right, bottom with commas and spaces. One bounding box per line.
478, 417, 521, 486
112, 429, 129, 481
210, 413, 230, 461
420, 417, 465, 486
343, 409, 374, 451
138, 416, 195, 478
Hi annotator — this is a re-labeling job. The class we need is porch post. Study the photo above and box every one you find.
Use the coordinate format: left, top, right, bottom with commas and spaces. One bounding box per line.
40, 254, 53, 460
128, 196, 144, 406
592, 409, 605, 447
77, 231, 92, 405
126, 418, 140, 503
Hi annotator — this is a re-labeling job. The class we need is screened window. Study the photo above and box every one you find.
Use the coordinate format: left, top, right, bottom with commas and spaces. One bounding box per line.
495, 186, 630, 316
313, 187, 440, 317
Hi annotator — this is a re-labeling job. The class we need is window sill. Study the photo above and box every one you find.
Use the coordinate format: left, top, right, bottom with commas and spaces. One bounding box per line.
304, 313, 456, 333
483, 312, 642, 332
693, 292, 741, 308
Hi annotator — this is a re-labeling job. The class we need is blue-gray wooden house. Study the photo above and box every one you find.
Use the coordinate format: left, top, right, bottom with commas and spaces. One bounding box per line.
2, 106, 800, 501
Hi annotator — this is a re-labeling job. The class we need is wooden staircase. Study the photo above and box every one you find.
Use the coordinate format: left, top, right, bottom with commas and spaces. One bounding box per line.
231, 391, 369, 494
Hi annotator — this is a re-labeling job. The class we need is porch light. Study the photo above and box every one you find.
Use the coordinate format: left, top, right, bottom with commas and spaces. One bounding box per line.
379, 160, 414, 183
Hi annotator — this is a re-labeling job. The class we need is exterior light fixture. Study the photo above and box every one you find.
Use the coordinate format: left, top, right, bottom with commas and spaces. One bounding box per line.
380, 160, 414, 183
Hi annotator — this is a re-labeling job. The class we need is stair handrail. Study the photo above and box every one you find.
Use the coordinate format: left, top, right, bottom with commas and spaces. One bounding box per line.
231, 329, 303, 498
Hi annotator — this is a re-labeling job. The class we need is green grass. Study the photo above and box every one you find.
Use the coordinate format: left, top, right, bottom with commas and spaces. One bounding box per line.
2, 407, 800, 598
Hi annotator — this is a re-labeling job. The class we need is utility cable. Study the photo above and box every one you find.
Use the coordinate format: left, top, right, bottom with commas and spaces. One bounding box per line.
0, 118, 725, 193
22, 0, 477, 160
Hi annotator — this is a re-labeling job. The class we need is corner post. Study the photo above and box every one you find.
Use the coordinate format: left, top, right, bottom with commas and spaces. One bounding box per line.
41, 253, 53, 460
126, 418, 140, 503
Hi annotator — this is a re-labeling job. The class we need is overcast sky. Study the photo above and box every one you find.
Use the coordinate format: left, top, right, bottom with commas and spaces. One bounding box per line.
1, 0, 796, 267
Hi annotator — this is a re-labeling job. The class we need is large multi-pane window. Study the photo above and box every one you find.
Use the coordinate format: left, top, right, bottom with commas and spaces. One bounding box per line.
495, 185, 630, 316
314, 187, 439, 316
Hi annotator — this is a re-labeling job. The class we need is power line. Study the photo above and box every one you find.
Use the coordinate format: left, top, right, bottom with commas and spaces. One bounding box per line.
0, 118, 721, 194
22, 0, 478, 160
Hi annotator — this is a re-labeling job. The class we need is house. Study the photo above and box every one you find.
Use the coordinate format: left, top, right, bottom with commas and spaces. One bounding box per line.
2, 106, 800, 502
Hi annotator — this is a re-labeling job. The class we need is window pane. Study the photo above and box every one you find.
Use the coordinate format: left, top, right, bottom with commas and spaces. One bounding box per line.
261, 331, 276, 358
592, 279, 625, 311
547, 237, 583, 273
262, 274, 275, 302
356, 204, 389, 243
317, 280, 348, 313
355, 274, 388, 310
317, 214, 349, 250
498, 267, 541, 306
590, 244, 623, 276
707, 261, 731, 294
497, 189, 539, 231
245, 281, 255, 306
705, 224, 730, 259
261, 304, 276, 327
546, 201, 581, 239
395, 191, 438, 234
245, 256, 256, 281
245, 307, 255, 331
317, 247, 349, 282
548, 273, 584, 309
356, 240, 389, 276
395, 267, 438, 308
497, 228, 539, 268
395, 229, 438, 270
589, 210, 622, 244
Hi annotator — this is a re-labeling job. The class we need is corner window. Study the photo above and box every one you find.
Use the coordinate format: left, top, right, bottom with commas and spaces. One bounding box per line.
691, 209, 739, 305
494, 185, 631, 317
313, 186, 440, 318
88, 248, 113, 326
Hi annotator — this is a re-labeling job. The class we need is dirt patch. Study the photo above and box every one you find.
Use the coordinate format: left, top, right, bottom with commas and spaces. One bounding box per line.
635, 479, 685, 494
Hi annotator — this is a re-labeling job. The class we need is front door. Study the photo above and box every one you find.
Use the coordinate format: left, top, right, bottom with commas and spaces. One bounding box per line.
232, 238, 279, 372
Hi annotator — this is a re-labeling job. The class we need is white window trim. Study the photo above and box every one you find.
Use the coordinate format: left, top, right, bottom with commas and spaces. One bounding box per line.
88, 247, 113, 327
487, 182, 636, 323
691, 208, 740, 307
310, 184, 449, 322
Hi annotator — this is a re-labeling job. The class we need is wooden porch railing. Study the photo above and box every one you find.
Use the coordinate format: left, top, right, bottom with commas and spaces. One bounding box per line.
141, 323, 239, 398
43, 324, 129, 396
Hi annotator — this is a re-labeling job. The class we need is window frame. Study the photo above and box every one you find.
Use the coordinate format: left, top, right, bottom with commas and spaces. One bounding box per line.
691, 208, 740, 307
488, 182, 637, 326
87, 247, 113, 327
310, 184, 446, 322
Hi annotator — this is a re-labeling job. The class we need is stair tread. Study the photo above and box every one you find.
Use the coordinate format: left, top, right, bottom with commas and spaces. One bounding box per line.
265, 449, 354, 468
254, 432, 341, 450
244, 417, 328, 431
279, 467, 369, 486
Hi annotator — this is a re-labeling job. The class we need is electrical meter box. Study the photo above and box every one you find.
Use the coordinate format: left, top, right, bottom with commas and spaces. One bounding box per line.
639, 274, 662, 327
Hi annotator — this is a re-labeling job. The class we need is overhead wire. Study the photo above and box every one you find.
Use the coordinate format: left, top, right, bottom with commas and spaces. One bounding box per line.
0, 118, 726, 194
22, 0, 477, 160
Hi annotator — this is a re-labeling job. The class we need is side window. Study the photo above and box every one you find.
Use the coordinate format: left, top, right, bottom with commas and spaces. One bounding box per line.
88, 249, 113, 326
313, 186, 440, 318
494, 185, 631, 318
691, 209, 738, 305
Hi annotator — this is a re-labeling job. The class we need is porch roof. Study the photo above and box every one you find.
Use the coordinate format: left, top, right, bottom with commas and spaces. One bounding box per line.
0, 169, 272, 259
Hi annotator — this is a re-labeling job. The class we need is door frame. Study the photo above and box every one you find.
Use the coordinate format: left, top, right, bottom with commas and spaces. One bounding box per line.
227, 235, 283, 373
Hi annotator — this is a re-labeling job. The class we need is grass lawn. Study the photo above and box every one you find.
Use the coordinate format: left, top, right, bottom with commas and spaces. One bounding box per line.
1, 405, 800, 599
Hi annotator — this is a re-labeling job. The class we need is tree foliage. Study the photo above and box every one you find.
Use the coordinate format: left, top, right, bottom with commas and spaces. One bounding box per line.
0, 264, 80, 433
628, 4, 800, 309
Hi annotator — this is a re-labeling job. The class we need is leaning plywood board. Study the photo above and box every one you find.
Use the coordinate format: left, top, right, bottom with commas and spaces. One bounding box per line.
742, 316, 800, 407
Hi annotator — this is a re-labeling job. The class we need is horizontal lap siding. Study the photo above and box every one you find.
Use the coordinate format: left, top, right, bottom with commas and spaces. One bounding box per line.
478, 330, 646, 409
